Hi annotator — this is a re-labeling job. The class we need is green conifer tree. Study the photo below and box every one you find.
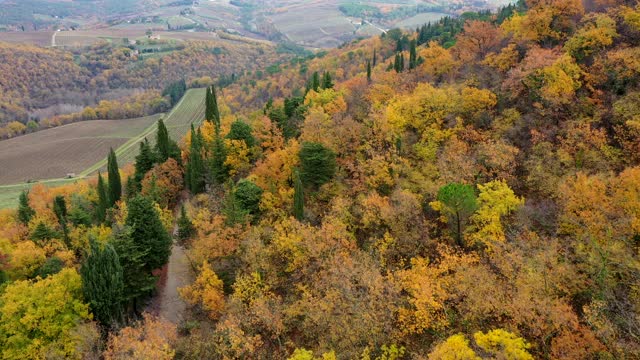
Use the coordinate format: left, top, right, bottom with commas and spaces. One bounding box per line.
436, 183, 478, 248
96, 172, 108, 223
299, 142, 337, 189
17, 190, 35, 226
186, 126, 206, 194
322, 72, 334, 89
107, 148, 122, 207
133, 139, 156, 191
311, 71, 320, 92
394, 53, 401, 73
226, 120, 255, 147
409, 39, 417, 70
210, 124, 228, 185
110, 227, 155, 313
234, 179, 263, 217
52, 195, 69, 247
205, 87, 214, 122
367, 60, 372, 82
80, 238, 124, 327
155, 118, 173, 162
30, 221, 56, 244
222, 181, 247, 226
126, 196, 172, 271
177, 205, 195, 241
209, 85, 221, 126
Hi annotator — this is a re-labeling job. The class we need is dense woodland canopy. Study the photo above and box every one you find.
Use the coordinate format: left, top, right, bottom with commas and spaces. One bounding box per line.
2, 0, 640, 358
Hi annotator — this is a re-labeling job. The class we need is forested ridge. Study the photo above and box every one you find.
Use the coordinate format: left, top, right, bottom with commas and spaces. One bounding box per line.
0, 40, 290, 139
2, 0, 640, 359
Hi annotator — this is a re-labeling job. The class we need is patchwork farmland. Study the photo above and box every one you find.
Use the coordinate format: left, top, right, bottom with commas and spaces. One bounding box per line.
0, 88, 205, 208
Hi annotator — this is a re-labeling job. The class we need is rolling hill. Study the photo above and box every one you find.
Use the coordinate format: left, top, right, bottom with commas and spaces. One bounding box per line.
0, 87, 205, 208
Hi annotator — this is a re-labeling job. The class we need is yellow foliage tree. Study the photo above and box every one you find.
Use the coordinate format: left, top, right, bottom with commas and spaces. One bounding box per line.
288, 348, 336, 360
304, 88, 347, 117
484, 43, 520, 73
224, 138, 252, 178
530, 54, 583, 106
621, 4, 640, 31
468, 180, 524, 249
8, 240, 46, 279
251, 140, 300, 215
179, 260, 225, 320
564, 14, 617, 60
419, 41, 459, 80
428, 334, 481, 360
429, 330, 533, 360
460, 87, 497, 120
396, 257, 450, 335
104, 313, 177, 360
473, 329, 534, 360
0, 268, 92, 359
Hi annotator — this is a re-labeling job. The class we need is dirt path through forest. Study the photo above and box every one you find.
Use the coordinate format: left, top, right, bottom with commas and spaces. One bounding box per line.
146, 195, 194, 324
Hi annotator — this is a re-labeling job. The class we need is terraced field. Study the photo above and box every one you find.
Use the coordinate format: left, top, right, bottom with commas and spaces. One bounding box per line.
0, 87, 206, 208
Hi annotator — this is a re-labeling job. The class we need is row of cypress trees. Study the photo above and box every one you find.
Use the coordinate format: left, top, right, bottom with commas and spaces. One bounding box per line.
185, 85, 228, 194
83, 118, 180, 327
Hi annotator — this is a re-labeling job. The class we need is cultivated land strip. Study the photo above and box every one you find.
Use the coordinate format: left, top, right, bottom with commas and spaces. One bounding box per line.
0, 88, 206, 208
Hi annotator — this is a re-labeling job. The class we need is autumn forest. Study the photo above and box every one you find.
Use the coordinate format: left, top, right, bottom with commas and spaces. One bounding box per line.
1, 0, 640, 359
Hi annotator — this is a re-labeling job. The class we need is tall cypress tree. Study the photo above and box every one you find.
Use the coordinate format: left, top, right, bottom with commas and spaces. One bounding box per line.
211, 85, 220, 126
96, 172, 108, 223
210, 123, 228, 185
52, 195, 69, 247
311, 71, 320, 92
409, 39, 417, 70
205, 87, 214, 122
155, 119, 180, 164
322, 72, 334, 89
372, 48, 377, 66
80, 238, 124, 327
110, 227, 155, 314
17, 190, 35, 226
133, 139, 156, 191
186, 125, 205, 194
126, 195, 172, 271
155, 118, 170, 162
205, 85, 222, 126
400, 53, 405, 72
107, 148, 122, 207
293, 169, 304, 221
366, 60, 372, 82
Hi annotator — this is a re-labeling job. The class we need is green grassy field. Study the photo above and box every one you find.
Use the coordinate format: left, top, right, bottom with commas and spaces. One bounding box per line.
0, 88, 206, 209
0, 179, 79, 209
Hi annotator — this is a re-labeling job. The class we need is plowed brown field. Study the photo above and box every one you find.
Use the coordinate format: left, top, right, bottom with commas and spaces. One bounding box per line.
0, 115, 159, 184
